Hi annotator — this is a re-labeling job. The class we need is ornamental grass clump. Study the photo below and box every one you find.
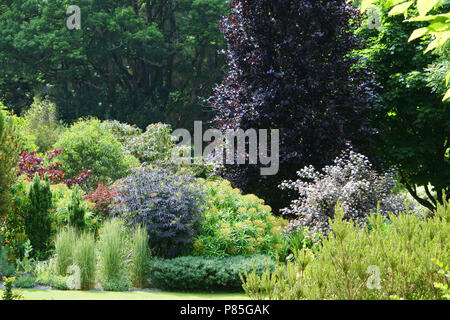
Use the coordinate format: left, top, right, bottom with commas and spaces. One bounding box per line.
241, 200, 450, 300
73, 232, 96, 290
280, 146, 409, 233
131, 225, 150, 288
98, 219, 130, 291
55, 226, 77, 276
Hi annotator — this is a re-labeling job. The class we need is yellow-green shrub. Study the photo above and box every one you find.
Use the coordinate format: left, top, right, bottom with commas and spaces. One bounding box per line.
241, 201, 450, 300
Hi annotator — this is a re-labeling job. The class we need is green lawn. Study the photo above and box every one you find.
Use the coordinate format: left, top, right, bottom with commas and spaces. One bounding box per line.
19, 288, 249, 300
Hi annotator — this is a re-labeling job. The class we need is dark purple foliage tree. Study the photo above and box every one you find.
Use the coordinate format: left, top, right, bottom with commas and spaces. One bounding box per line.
209, 0, 377, 212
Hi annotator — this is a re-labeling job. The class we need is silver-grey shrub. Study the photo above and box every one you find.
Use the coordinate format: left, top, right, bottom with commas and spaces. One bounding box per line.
112, 167, 204, 258
280, 146, 409, 233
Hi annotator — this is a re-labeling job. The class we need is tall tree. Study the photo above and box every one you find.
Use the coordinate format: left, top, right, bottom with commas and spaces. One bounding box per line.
0, 0, 228, 129
357, 2, 450, 211
209, 0, 377, 211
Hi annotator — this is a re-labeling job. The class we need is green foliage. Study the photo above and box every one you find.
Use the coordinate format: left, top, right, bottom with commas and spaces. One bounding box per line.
0, 104, 20, 219
0, 243, 16, 277
54, 119, 139, 190
130, 225, 150, 289
357, 2, 450, 211
98, 219, 130, 292
35, 259, 70, 290
433, 259, 450, 300
0, 0, 228, 129
1, 179, 29, 261
25, 173, 52, 259
1, 277, 23, 300
126, 123, 177, 164
73, 232, 96, 291
192, 179, 288, 257
14, 240, 35, 276
241, 202, 450, 300
148, 255, 275, 292
13, 275, 36, 289
55, 227, 77, 276
68, 185, 86, 231
22, 98, 66, 153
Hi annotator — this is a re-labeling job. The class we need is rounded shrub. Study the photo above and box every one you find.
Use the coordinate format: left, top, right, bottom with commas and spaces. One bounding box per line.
54, 118, 139, 190
148, 255, 275, 292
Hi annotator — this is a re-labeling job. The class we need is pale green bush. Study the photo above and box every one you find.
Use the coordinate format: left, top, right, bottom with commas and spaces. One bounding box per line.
241, 201, 450, 300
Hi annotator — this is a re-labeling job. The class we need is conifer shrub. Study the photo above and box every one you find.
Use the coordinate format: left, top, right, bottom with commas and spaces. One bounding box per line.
25, 173, 52, 259
193, 179, 288, 257
68, 185, 87, 231
241, 201, 450, 300
280, 146, 409, 233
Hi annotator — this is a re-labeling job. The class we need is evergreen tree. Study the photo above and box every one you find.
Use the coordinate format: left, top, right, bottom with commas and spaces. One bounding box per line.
25, 173, 52, 259
68, 185, 86, 231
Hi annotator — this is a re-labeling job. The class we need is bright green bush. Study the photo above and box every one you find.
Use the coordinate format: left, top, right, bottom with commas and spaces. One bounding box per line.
148, 255, 275, 292
22, 98, 66, 153
55, 227, 77, 276
241, 202, 450, 300
73, 232, 96, 290
25, 173, 52, 259
98, 219, 130, 291
131, 225, 150, 288
192, 179, 288, 257
54, 118, 139, 190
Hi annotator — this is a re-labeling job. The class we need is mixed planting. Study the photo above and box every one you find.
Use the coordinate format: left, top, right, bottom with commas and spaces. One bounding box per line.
0, 0, 449, 301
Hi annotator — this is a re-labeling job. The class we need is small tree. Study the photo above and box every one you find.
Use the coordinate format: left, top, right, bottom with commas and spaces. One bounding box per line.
25, 173, 52, 259
0, 105, 20, 218
68, 185, 86, 231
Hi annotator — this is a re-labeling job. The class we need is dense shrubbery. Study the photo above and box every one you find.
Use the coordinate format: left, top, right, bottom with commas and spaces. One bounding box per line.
280, 146, 410, 233
101, 120, 142, 147
241, 202, 450, 300
193, 179, 288, 257
112, 167, 204, 258
148, 255, 275, 292
54, 119, 139, 190
84, 184, 118, 219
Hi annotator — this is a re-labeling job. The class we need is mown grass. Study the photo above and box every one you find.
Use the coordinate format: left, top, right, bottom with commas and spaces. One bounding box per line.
19, 288, 249, 300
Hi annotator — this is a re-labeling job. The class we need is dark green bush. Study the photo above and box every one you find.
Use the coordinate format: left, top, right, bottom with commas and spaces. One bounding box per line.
148, 255, 275, 292
25, 173, 52, 259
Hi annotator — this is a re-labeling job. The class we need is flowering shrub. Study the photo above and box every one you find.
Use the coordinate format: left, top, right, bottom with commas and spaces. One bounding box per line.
84, 183, 118, 219
192, 179, 288, 257
17, 148, 91, 187
112, 167, 204, 258
280, 146, 409, 233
